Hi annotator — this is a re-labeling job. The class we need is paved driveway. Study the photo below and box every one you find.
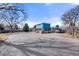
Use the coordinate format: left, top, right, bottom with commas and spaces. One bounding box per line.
0, 32, 79, 56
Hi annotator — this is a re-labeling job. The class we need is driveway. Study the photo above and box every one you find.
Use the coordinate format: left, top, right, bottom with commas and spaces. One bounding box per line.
0, 32, 79, 56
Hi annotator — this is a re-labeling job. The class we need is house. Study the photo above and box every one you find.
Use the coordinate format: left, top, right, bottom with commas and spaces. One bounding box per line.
36, 23, 51, 30
34, 23, 51, 33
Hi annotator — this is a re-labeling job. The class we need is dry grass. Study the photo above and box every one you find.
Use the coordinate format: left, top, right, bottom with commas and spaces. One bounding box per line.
75, 34, 79, 39
61, 33, 79, 39
0, 33, 11, 41
53, 33, 78, 40
63, 33, 74, 38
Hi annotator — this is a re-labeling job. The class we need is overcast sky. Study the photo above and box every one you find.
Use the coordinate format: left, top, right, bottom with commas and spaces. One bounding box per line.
16, 3, 77, 27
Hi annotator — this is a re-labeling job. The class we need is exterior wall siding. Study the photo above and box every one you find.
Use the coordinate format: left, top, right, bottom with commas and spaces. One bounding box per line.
36, 23, 50, 30
36, 24, 43, 29
43, 23, 50, 30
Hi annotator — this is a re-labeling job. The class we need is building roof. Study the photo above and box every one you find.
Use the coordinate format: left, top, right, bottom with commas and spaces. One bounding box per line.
36, 23, 50, 26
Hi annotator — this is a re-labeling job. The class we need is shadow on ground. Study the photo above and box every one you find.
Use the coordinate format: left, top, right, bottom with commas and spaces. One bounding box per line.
0, 39, 79, 56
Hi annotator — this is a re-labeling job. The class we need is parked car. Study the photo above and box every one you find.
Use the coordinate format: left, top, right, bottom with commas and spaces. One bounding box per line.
55, 28, 65, 33
55, 29, 60, 33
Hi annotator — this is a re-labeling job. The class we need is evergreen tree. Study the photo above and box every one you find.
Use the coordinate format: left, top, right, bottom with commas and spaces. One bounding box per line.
0, 24, 4, 30
23, 23, 29, 32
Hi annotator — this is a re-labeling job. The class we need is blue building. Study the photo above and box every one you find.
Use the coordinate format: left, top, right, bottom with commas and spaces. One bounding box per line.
36, 23, 51, 31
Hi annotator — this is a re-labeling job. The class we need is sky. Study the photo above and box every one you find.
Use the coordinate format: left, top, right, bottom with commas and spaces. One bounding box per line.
16, 3, 77, 28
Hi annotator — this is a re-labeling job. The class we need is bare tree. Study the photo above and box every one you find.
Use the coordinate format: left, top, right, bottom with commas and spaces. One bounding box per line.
61, 6, 79, 36
0, 3, 27, 30
14, 24, 18, 30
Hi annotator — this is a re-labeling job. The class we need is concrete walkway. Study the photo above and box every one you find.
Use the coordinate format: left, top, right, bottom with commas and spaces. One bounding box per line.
0, 32, 79, 56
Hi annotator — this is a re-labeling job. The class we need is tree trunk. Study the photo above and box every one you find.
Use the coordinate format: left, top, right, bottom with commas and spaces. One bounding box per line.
10, 25, 14, 32
72, 19, 76, 36
72, 26, 75, 36
10, 25, 13, 29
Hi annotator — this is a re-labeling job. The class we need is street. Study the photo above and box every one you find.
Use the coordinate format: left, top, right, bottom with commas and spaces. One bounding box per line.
0, 32, 79, 56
